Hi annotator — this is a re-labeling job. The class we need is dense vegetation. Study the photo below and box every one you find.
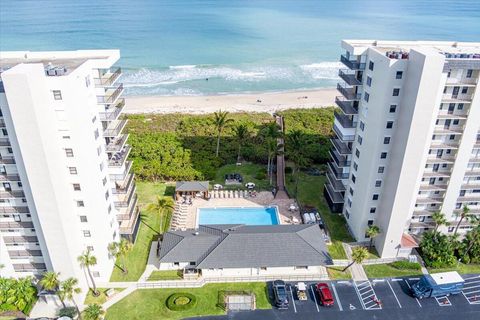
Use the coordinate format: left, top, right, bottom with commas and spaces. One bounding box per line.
0, 277, 37, 315
125, 108, 335, 182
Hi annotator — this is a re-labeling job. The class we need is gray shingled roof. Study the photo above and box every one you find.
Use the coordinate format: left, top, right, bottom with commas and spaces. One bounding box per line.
159, 224, 330, 268
175, 181, 209, 192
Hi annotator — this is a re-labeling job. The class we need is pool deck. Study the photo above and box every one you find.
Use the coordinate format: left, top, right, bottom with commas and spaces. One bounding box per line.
170, 191, 301, 230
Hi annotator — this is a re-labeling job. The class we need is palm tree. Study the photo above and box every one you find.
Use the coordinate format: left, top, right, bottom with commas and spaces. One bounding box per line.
463, 216, 480, 259
234, 124, 249, 163
286, 129, 309, 196
431, 211, 448, 234
146, 196, 174, 234
58, 278, 82, 320
454, 205, 470, 236
342, 246, 369, 272
39, 271, 64, 307
108, 239, 133, 274
84, 303, 105, 320
263, 122, 282, 183
366, 225, 381, 251
77, 249, 99, 296
213, 110, 234, 157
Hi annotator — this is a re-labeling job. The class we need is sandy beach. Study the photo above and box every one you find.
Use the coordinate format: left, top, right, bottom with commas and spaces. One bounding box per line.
124, 88, 337, 114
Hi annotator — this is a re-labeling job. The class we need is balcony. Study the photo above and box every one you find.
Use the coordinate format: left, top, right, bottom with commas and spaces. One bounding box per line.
110, 161, 133, 182
445, 77, 478, 85
430, 141, 460, 149
333, 123, 355, 142
0, 138, 11, 146
97, 83, 124, 105
340, 54, 366, 70
99, 98, 125, 122
118, 206, 140, 237
334, 111, 357, 128
457, 194, 480, 202
337, 83, 361, 101
330, 149, 351, 168
324, 182, 344, 203
115, 186, 137, 208
0, 190, 25, 198
9, 250, 43, 259
112, 173, 134, 194
3, 236, 38, 244
335, 96, 358, 115
0, 119, 5, 127
331, 138, 351, 155
0, 221, 34, 229
13, 263, 46, 272
326, 170, 346, 191
433, 126, 463, 135
465, 168, 480, 177
0, 157, 15, 164
442, 93, 473, 102
0, 174, 21, 181
437, 113, 468, 120
338, 69, 362, 86
328, 162, 349, 180
423, 171, 451, 178
426, 156, 456, 164
108, 145, 131, 168
0, 206, 29, 214
416, 197, 444, 204
104, 119, 127, 137
419, 184, 448, 191
106, 134, 129, 153
95, 67, 122, 87
117, 196, 138, 221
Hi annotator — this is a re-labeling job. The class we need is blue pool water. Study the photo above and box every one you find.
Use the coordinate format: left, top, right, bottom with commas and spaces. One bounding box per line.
199, 207, 279, 225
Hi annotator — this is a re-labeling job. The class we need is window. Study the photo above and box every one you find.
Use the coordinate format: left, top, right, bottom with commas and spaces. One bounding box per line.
349, 187, 354, 196
383, 137, 391, 144
87, 246, 94, 251
73, 183, 81, 191
466, 69, 473, 78
372, 194, 379, 200
85, 76, 91, 88
99, 162, 104, 172
378, 166, 385, 173
353, 162, 358, 171
345, 210, 350, 219
83, 230, 91, 237
173, 262, 180, 266
105, 191, 109, 200
352, 174, 356, 183
53, 90, 62, 100
189, 262, 196, 266
355, 148, 360, 158
80, 216, 88, 222
94, 129, 99, 140
458, 103, 464, 110
461, 87, 468, 94
76, 200, 84, 207
380, 152, 387, 159
18, 182, 22, 187
2, 129, 8, 136
108, 204, 112, 213
448, 226, 454, 233
368, 220, 374, 226
364, 92, 370, 102
449, 134, 455, 140
453, 119, 459, 125
396, 71, 403, 79
370, 208, 376, 213
369, 61, 374, 71
91, 116, 97, 123
393, 88, 400, 96
62, 135, 70, 139
69, 167, 77, 174
357, 135, 363, 145
65, 148, 74, 157
102, 177, 107, 186
7, 147, 12, 154
375, 180, 382, 187
366, 76, 372, 87
97, 146, 102, 156
347, 198, 352, 208
360, 121, 365, 131
389, 105, 397, 113
92, 271, 100, 277
447, 71, 451, 78
386, 121, 394, 129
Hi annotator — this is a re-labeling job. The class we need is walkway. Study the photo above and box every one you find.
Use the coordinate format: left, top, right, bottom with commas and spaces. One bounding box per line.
343, 243, 368, 281
275, 115, 289, 199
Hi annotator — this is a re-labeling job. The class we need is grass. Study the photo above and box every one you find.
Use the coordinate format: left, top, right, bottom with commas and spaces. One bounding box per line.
84, 288, 125, 305
105, 282, 271, 320
428, 263, 480, 275
147, 270, 183, 281
110, 181, 174, 282
213, 163, 270, 191
285, 171, 353, 260
327, 267, 352, 280
363, 263, 424, 278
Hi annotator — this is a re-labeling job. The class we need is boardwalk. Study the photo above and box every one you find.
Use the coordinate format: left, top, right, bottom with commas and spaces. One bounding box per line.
275, 115, 289, 199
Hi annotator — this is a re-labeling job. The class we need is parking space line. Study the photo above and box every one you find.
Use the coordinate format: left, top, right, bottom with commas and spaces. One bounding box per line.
435, 296, 452, 307
310, 285, 320, 312
404, 280, 422, 308
353, 282, 367, 310
463, 276, 480, 281
464, 280, 480, 286
331, 283, 343, 311
289, 286, 297, 313
465, 289, 480, 295
387, 280, 402, 308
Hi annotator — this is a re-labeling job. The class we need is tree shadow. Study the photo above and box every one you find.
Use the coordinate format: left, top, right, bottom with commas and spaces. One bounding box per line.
140, 212, 160, 235
164, 185, 175, 197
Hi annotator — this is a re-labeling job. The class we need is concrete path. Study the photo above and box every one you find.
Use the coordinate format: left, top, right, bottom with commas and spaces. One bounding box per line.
139, 242, 159, 281
343, 243, 368, 281
102, 285, 137, 310
275, 115, 289, 199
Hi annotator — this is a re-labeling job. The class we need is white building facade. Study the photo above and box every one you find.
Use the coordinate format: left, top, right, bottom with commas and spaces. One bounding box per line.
325, 41, 480, 258
0, 50, 139, 287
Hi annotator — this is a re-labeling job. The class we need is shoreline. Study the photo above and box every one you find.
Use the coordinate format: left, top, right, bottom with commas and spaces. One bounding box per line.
124, 87, 337, 114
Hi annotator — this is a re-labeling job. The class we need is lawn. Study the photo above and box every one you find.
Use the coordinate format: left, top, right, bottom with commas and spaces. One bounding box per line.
285, 171, 353, 259
327, 267, 352, 280
363, 263, 423, 278
428, 263, 480, 275
105, 282, 271, 320
213, 163, 270, 191
147, 270, 183, 281
84, 288, 125, 305
110, 181, 174, 282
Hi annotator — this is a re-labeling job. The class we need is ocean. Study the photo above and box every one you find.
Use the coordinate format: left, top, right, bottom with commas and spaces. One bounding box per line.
1, 0, 479, 96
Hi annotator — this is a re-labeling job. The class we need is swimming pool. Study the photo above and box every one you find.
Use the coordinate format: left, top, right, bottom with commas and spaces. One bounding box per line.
198, 206, 280, 225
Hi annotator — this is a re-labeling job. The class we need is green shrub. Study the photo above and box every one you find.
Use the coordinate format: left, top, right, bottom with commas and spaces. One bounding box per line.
255, 171, 267, 180
285, 167, 293, 174
166, 293, 197, 311
390, 260, 421, 270
58, 306, 77, 318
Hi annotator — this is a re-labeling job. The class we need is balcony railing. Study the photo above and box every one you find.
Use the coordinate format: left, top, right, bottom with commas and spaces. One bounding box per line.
108, 145, 131, 167
333, 123, 355, 142
326, 170, 346, 191
340, 54, 366, 70
337, 83, 361, 101
0, 157, 15, 164
334, 111, 357, 128
99, 98, 125, 122
9, 250, 43, 259
106, 134, 129, 153
110, 161, 133, 181
445, 77, 478, 85
324, 182, 345, 203
338, 69, 362, 86
97, 83, 124, 105
0, 138, 11, 146
335, 96, 358, 115
442, 93, 472, 101
331, 138, 351, 155
95, 67, 122, 87
0, 119, 5, 127
328, 162, 349, 180
433, 126, 463, 135
119, 206, 140, 235
13, 263, 46, 272
0, 206, 29, 213
115, 186, 137, 208
104, 119, 127, 137
112, 173, 134, 194
0, 221, 34, 229
330, 149, 351, 168
0, 190, 25, 198
117, 196, 138, 221
0, 174, 21, 181
3, 236, 38, 244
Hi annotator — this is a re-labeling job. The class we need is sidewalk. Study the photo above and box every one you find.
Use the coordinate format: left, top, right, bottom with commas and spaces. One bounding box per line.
343, 243, 368, 281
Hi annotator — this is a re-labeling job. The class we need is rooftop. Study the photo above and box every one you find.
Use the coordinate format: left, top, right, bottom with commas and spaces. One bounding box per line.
175, 181, 209, 192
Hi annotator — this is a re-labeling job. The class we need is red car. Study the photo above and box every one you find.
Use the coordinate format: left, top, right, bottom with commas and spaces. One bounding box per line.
315, 283, 334, 306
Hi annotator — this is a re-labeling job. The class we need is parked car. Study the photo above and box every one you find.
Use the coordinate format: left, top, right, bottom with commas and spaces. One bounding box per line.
315, 282, 334, 306
411, 271, 464, 299
296, 282, 308, 300
272, 280, 289, 309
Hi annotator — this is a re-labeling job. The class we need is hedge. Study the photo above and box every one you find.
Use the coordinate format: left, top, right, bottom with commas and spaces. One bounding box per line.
166, 293, 197, 311
390, 260, 422, 270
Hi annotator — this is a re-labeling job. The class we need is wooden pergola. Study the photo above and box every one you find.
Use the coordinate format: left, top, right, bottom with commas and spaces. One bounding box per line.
175, 181, 209, 201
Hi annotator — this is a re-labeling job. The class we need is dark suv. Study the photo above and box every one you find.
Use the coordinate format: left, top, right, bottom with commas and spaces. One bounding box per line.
272, 280, 289, 309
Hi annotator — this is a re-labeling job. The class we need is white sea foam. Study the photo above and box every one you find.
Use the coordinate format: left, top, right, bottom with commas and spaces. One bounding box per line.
169, 65, 197, 70
300, 62, 342, 80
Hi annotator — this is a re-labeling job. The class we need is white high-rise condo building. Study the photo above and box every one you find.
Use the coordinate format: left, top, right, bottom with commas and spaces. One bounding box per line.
325, 41, 480, 258
0, 50, 139, 287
